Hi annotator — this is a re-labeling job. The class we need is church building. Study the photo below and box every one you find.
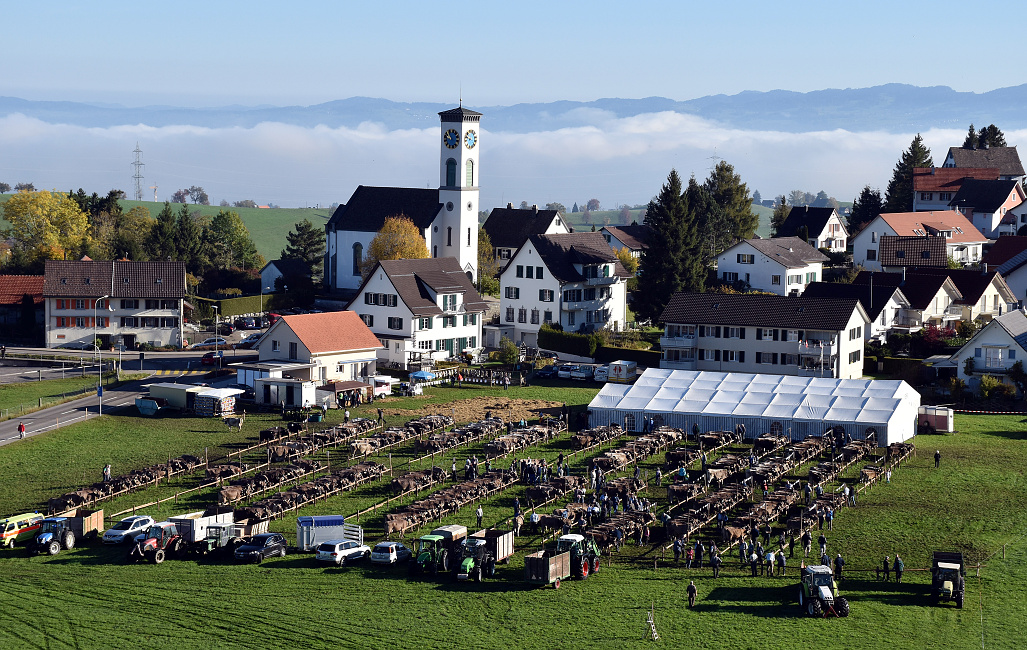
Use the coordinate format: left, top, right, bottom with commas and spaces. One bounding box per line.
325, 107, 482, 294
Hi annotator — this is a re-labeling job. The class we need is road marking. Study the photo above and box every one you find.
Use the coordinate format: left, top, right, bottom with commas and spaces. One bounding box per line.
63, 409, 77, 414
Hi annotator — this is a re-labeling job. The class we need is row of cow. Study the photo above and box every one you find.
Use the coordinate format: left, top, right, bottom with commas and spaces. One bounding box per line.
415, 417, 506, 454
47, 454, 204, 513
390, 467, 448, 495
216, 459, 324, 505
350, 415, 457, 456
482, 423, 561, 456
571, 424, 624, 449
233, 461, 386, 521
592, 427, 684, 472
383, 469, 516, 536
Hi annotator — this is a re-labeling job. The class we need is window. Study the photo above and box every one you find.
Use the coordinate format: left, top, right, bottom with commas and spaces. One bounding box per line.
919, 192, 933, 201
871, 231, 878, 243
536, 267, 544, 279
539, 289, 554, 302
525, 266, 533, 279
466, 159, 474, 186
468, 228, 471, 246
360, 314, 373, 327
866, 249, 877, 261
498, 249, 512, 259
849, 326, 861, 341
724, 327, 740, 339
805, 272, 817, 283
120, 299, 139, 309
737, 254, 755, 264
940, 192, 952, 201
469, 336, 477, 347
786, 330, 799, 341
723, 350, 736, 362
782, 354, 798, 365
517, 308, 527, 323
433, 245, 437, 258
446, 158, 457, 186
352, 243, 362, 275
563, 289, 582, 302
895, 250, 905, 259
56, 300, 65, 310
516, 265, 523, 278
771, 275, 781, 285
584, 288, 597, 301
848, 350, 862, 364
567, 311, 576, 326
723, 272, 738, 283
388, 317, 403, 330
543, 310, 553, 323
531, 309, 540, 324
505, 307, 514, 322
145, 299, 158, 309
419, 317, 432, 329
419, 340, 431, 350
447, 226, 452, 247
505, 286, 520, 299
600, 287, 611, 299
288, 342, 298, 359
121, 317, 137, 327
787, 274, 802, 284
76, 317, 86, 327
470, 314, 477, 325
272, 340, 280, 352
75, 299, 86, 310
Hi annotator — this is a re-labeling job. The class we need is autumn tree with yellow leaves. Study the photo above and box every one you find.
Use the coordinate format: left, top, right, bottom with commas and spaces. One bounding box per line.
2, 189, 91, 265
361, 215, 429, 278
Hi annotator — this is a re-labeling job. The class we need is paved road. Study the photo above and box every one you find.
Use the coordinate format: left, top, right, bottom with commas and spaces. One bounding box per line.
0, 364, 105, 385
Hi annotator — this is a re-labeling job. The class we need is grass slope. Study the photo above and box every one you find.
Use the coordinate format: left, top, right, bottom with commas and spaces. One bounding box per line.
1, 390, 1025, 648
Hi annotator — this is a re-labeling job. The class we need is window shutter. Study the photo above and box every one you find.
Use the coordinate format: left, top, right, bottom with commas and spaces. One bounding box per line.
699, 326, 705, 337
756, 329, 762, 341
714, 350, 721, 361
773, 329, 779, 341
739, 351, 745, 363
798, 330, 805, 340
739, 328, 746, 340
974, 348, 981, 358
1010, 350, 1017, 360
715, 326, 721, 338
772, 353, 779, 364
755, 352, 761, 364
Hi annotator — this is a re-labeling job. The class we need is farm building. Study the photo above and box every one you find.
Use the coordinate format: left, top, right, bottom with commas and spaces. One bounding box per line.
587, 368, 921, 446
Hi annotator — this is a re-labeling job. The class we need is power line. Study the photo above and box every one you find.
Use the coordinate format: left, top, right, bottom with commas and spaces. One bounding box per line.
131, 143, 145, 201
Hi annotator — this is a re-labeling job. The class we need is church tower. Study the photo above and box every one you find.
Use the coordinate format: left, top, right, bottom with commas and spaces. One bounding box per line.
436, 107, 481, 280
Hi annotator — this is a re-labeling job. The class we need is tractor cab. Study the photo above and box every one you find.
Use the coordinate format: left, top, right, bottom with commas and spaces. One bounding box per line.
934, 562, 962, 596
414, 534, 444, 561
556, 534, 585, 554
142, 522, 178, 549
37, 518, 69, 538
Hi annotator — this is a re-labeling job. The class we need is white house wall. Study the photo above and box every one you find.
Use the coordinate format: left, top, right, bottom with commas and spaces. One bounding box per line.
46, 297, 184, 349
498, 240, 563, 346
716, 242, 823, 296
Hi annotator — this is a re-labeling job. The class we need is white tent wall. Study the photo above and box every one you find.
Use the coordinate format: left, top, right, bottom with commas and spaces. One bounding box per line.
587, 369, 921, 445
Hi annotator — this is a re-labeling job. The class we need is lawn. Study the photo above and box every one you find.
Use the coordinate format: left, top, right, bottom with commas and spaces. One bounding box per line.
0, 372, 147, 418
1, 389, 1026, 649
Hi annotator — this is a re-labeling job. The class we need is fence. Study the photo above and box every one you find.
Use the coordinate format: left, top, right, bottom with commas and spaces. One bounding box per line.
0, 364, 118, 422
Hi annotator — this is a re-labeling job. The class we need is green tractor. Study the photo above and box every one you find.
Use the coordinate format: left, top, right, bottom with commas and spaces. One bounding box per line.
454, 537, 497, 582
932, 551, 965, 608
555, 534, 601, 579
410, 525, 467, 576
798, 565, 849, 617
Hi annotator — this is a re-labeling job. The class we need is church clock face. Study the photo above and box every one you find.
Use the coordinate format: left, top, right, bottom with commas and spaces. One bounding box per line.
443, 129, 460, 149
464, 130, 477, 149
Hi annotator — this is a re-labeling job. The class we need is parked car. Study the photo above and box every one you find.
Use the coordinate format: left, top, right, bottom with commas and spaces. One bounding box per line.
316, 539, 372, 566
534, 364, 559, 379
233, 532, 287, 563
570, 365, 595, 381
370, 541, 412, 564
102, 515, 156, 545
234, 317, 257, 330
593, 365, 610, 382
237, 333, 263, 349
556, 364, 578, 379
217, 323, 236, 336
201, 351, 224, 366
192, 337, 227, 349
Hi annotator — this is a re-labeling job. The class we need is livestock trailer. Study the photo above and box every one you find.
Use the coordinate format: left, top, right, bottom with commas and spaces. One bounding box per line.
469, 529, 515, 564
63, 508, 105, 541
525, 550, 571, 588
297, 516, 362, 551
169, 509, 234, 545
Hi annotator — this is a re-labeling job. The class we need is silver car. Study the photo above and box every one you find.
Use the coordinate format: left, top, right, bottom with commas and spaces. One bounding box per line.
102, 515, 155, 545
370, 542, 412, 564
316, 539, 371, 566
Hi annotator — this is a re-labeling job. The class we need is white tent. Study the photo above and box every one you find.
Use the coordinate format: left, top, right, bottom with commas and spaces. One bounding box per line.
588, 369, 920, 446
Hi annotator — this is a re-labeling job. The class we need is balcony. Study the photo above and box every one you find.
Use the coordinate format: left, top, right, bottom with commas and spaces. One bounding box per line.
798, 340, 834, 357
586, 275, 619, 286
661, 359, 697, 370
660, 335, 697, 348
561, 297, 611, 312
441, 303, 466, 314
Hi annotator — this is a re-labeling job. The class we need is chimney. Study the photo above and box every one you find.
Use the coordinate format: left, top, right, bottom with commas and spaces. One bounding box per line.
507, 202, 513, 209
532, 204, 538, 213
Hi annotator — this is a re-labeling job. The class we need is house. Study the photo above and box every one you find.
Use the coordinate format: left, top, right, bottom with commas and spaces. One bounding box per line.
899, 268, 1015, 322
851, 271, 962, 330
949, 310, 1027, 391
325, 107, 482, 293
43, 260, 186, 350
802, 281, 911, 342
483, 204, 572, 271
982, 236, 1027, 268
878, 235, 947, 270
776, 206, 848, 252
493, 232, 629, 347
0, 275, 44, 330
715, 237, 828, 296
260, 259, 313, 293
347, 257, 487, 369
251, 311, 382, 384
912, 167, 999, 212
996, 250, 1027, 306
601, 224, 652, 259
658, 293, 870, 379
947, 178, 1026, 238
943, 145, 1025, 182
852, 211, 987, 271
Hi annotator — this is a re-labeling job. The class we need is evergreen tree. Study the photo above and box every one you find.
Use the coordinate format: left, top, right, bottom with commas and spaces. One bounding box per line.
884, 134, 933, 212
978, 124, 1006, 147
705, 160, 758, 244
145, 201, 178, 261
280, 218, 326, 279
679, 177, 710, 290
962, 123, 977, 149
571, 202, 579, 213
849, 186, 884, 233
770, 202, 790, 237
174, 204, 204, 273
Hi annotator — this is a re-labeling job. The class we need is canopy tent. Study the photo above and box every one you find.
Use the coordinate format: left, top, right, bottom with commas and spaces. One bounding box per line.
588, 369, 920, 446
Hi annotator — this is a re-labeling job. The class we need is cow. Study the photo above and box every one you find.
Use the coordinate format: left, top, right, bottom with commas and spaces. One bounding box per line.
722, 525, 746, 545
224, 411, 246, 432
217, 485, 247, 505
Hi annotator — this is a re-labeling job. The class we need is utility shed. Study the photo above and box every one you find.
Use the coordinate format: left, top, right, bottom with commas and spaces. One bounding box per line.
146, 383, 209, 410
588, 368, 920, 446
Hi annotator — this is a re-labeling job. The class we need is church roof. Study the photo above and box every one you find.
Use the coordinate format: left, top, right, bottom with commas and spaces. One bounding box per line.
483, 207, 564, 249
439, 107, 482, 122
326, 186, 442, 233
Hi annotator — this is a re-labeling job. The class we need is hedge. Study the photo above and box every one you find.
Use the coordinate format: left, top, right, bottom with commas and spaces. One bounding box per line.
594, 346, 662, 367
537, 326, 598, 357
188, 294, 271, 319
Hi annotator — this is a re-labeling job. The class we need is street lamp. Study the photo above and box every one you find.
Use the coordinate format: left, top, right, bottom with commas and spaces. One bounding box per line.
213, 305, 221, 369
94, 294, 111, 415
260, 285, 270, 314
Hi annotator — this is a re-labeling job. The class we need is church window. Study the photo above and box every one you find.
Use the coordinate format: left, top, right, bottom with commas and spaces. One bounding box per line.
446, 159, 457, 187
447, 227, 452, 246
467, 228, 471, 246
352, 243, 362, 276
465, 160, 474, 187
433, 245, 438, 258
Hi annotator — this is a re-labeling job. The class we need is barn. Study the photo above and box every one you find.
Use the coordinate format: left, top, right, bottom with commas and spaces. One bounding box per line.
587, 368, 921, 446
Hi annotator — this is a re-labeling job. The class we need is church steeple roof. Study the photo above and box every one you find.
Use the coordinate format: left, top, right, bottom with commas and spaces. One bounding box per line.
439, 106, 482, 122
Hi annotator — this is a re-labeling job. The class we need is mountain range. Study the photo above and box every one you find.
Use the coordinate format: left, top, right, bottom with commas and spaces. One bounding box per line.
3, 84, 1027, 133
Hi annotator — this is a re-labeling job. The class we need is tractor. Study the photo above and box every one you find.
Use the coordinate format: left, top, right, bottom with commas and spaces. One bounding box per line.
555, 534, 601, 579
410, 525, 466, 576
931, 551, 965, 608
30, 518, 77, 556
127, 522, 183, 564
798, 565, 849, 617
454, 537, 497, 582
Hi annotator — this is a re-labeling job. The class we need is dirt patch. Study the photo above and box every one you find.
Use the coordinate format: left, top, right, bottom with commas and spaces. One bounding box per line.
382, 397, 565, 424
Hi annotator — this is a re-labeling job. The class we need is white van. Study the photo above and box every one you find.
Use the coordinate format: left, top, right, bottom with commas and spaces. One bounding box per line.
593, 365, 609, 382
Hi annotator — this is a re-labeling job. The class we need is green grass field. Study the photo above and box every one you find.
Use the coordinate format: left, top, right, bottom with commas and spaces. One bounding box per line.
1, 384, 1026, 648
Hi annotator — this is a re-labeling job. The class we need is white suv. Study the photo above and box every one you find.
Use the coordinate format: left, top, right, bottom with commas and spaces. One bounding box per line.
102, 515, 155, 545
315, 539, 371, 566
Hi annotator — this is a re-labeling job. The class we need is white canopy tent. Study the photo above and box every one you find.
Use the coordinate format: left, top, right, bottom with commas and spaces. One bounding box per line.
588, 369, 920, 446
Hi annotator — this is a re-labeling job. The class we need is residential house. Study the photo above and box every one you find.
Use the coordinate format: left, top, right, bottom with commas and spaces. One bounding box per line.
252, 311, 382, 384
776, 206, 848, 252
912, 166, 999, 212
325, 107, 482, 293
982, 236, 1027, 269
995, 251, 1027, 306
949, 310, 1027, 392
878, 235, 947, 270
483, 204, 572, 272
0, 275, 44, 330
658, 293, 869, 379
347, 257, 487, 369
43, 260, 186, 350
851, 271, 962, 330
715, 237, 828, 296
802, 282, 911, 342
260, 259, 313, 293
947, 179, 1026, 238
852, 211, 987, 271
601, 224, 651, 259
942, 145, 1025, 182
899, 268, 1015, 322
494, 232, 629, 348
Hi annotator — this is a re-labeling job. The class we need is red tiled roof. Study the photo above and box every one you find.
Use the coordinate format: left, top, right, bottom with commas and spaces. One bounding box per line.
280, 311, 382, 354
0, 275, 44, 306
878, 211, 985, 244
913, 167, 999, 192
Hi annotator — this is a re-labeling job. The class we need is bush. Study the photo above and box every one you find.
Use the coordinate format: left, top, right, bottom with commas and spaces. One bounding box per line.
497, 337, 519, 365
993, 382, 1017, 401
979, 374, 1001, 400
537, 323, 598, 357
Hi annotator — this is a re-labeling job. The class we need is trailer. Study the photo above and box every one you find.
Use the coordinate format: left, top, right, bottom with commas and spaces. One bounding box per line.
525, 550, 571, 588
607, 360, 638, 384
411, 524, 468, 575
297, 516, 362, 552
65, 508, 104, 541
195, 518, 271, 555
469, 529, 515, 564
169, 509, 234, 545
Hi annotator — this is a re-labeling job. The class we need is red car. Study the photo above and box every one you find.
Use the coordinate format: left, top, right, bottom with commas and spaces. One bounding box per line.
201, 351, 223, 365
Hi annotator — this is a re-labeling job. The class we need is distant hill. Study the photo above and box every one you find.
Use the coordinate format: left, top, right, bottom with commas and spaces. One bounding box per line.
3, 84, 1027, 133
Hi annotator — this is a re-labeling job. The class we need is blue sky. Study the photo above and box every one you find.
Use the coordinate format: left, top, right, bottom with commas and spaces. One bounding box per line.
3, 0, 1015, 107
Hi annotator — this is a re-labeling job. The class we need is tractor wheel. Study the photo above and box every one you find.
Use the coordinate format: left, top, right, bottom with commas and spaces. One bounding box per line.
62, 530, 76, 550
439, 550, 449, 573
580, 559, 590, 579
836, 597, 850, 617
956, 594, 964, 609
591, 556, 600, 575
475, 565, 483, 582
487, 559, 496, 578
47, 540, 61, 555
798, 589, 805, 606
554, 578, 561, 589
808, 600, 823, 617
153, 549, 166, 564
